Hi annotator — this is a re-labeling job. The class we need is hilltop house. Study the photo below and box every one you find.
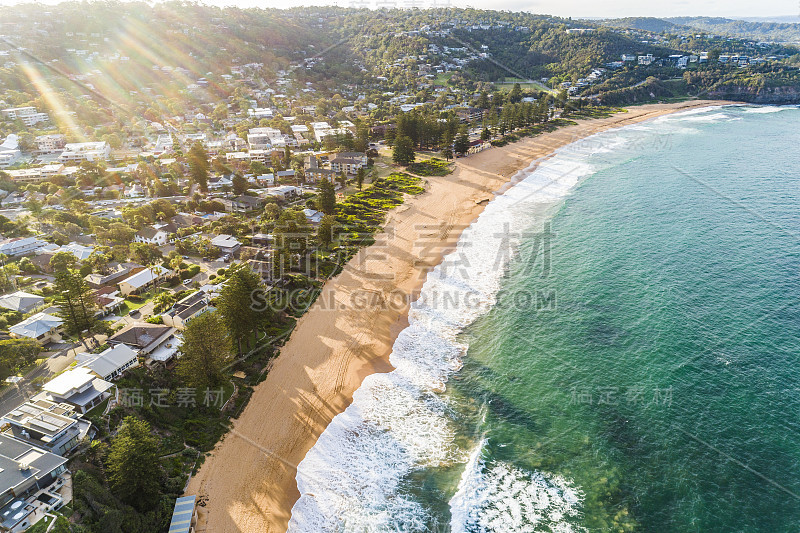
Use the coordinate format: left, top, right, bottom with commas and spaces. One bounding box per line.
219, 195, 265, 213
210, 234, 241, 255
134, 224, 176, 246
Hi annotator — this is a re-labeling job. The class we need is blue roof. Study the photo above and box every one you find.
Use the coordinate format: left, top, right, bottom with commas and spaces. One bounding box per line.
169, 495, 196, 533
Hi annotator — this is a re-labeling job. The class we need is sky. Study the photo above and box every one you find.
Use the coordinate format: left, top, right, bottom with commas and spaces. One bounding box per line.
0, 0, 797, 19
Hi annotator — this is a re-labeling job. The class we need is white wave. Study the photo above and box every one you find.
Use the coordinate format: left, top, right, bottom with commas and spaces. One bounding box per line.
741, 105, 798, 114
450, 441, 586, 533
288, 128, 646, 532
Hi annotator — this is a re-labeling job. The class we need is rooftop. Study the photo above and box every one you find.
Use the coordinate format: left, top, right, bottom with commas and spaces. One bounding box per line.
9, 313, 62, 339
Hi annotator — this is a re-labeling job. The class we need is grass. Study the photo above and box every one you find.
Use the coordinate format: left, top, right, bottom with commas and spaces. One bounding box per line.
84, 397, 109, 418
433, 72, 454, 86
406, 158, 453, 176
496, 77, 555, 93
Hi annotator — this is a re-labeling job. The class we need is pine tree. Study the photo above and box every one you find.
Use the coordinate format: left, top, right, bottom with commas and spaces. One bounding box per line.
392, 135, 415, 166
356, 167, 366, 190
106, 417, 162, 511
216, 263, 272, 355
317, 178, 336, 215
177, 311, 232, 387
187, 142, 210, 193
54, 269, 96, 348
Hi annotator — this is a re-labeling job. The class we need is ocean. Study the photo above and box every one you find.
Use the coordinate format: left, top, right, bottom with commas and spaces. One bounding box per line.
288, 105, 800, 532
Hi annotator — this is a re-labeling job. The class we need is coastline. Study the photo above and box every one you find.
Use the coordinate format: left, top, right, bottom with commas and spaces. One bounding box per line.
186, 99, 733, 532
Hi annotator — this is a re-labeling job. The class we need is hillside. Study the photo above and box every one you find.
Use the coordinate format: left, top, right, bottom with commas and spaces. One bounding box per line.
668, 17, 800, 43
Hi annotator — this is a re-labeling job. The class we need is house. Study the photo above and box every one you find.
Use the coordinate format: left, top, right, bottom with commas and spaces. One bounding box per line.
264, 185, 300, 201
84, 263, 138, 289
0, 434, 68, 532
58, 141, 110, 163
220, 195, 265, 213
76, 344, 139, 381
0, 237, 48, 257
303, 209, 324, 224
276, 169, 296, 182
252, 233, 272, 247
210, 234, 241, 255
455, 107, 483, 123
108, 323, 181, 365
161, 291, 212, 329
9, 313, 63, 344
1, 106, 49, 126
134, 226, 171, 246
330, 152, 367, 175
0, 135, 20, 169
118, 266, 169, 296
57, 242, 94, 261
38, 367, 113, 414
1, 399, 85, 455
35, 134, 66, 153
0, 292, 44, 314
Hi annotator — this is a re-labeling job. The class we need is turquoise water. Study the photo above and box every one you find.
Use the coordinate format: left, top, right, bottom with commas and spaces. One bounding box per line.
443, 105, 800, 531
289, 106, 800, 533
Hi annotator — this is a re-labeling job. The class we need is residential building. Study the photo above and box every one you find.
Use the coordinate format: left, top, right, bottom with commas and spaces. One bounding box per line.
263, 185, 300, 201
84, 263, 138, 289
0, 434, 68, 532
161, 291, 212, 329
76, 344, 139, 381
330, 152, 367, 175
210, 234, 241, 255
0, 135, 20, 169
247, 127, 283, 150
108, 323, 180, 365
38, 367, 113, 414
0, 237, 48, 257
1, 399, 85, 455
58, 141, 110, 163
455, 107, 483, 123
9, 313, 63, 344
219, 195, 265, 213
93, 286, 124, 315
118, 265, 169, 296
57, 242, 94, 261
0, 292, 44, 314
4, 169, 45, 183
303, 209, 324, 224
35, 134, 67, 153
134, 226, 172, 246
1, 106, 49, 126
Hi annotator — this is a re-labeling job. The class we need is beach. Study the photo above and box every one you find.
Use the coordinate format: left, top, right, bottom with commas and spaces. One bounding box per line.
186, 99, 731, 532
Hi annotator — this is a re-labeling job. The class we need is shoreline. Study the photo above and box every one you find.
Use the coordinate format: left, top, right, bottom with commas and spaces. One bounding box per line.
186, 99, 733, 532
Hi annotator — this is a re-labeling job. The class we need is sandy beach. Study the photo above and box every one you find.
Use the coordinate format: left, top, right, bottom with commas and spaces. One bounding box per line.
186, 99, 731, 532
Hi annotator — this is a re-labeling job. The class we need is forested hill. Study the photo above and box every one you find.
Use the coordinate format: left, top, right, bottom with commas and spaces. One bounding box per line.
668, 17, 800, 43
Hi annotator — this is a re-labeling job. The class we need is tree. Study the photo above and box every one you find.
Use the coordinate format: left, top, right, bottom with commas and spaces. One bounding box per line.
272, 209, 311, 276
392, 134, 415, 166
49, 251, 78, 274
232, 174, 249, 195
87, 246, 112, 274
188, 142, 210, 193
216, 264, 271, 355
54, 269, 96, 348
508, 82, 523, 104
177, 311, 232, 387
317, 214, 336, 248
0, 338, 40, 381
317, 178, 336, 216
356, 167, 366, 190
128, 242, 162, 265
106, 416, 161, 511
454, 131, 470, 157
481, 128, 492, 142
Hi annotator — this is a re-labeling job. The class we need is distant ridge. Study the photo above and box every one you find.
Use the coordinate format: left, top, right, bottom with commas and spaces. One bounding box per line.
600, 15, 800, 43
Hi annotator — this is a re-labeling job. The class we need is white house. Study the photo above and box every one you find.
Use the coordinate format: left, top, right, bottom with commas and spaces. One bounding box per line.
58, 242, 94, 261
39, 367, 113, 414
58, 141, 110, 163
0, 134, 21, 169
118, 266, 169, 296
35, 134, 67, 153
210, 234, 241, 255
1, 106, 49, 126
76, 344, 139, 381
161, 291, 212, 329
134, 226, 171, 246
